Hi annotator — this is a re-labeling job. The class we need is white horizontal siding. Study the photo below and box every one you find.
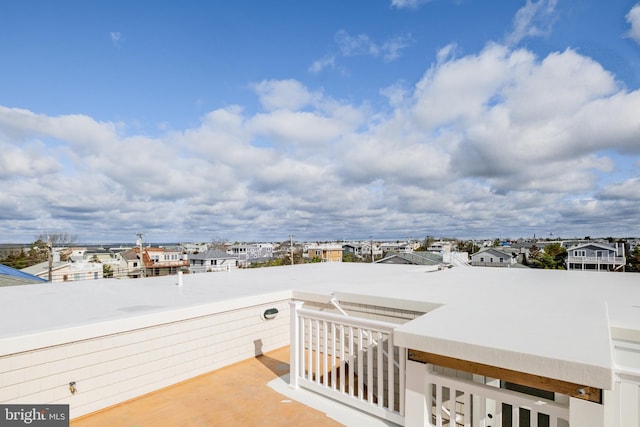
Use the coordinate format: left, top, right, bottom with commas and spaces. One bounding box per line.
0, 299, 290, 419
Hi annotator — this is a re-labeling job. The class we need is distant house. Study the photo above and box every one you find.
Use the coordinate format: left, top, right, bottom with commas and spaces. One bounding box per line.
189, 249, 238, 273
0, 264, 47, 287
21, 261, 103, 283
342, 243, 365, 258
120, 247, 188, 278
304, 244, 343, 262
380, 242, 414, 254
470, 248, 516, 267
342, 242, 383, 260
567, 242, 626, 271
227, 243, 274, 262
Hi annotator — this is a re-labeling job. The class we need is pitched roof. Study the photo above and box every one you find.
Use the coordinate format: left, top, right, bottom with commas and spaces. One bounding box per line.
189, 249, 236, 260
472, 247, 513, 258
376, 251, 443, 265
0, 264, 48, 287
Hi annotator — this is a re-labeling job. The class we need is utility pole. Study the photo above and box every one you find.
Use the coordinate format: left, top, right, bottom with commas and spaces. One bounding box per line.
290, 234, 294, 265
137, 233, 145, 278
370, 236, 374, 263
47, 236, 53, 282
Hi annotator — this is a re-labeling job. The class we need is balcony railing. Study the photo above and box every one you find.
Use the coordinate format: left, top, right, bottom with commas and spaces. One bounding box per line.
289, 301, 406, 425
567, 256, 625, 264
426, 368, 570, 427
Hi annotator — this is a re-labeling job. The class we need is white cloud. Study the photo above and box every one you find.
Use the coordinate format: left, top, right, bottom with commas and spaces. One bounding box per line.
506, 0, 558, 46
335, 30, 379, 57
110, 31, 122, 47
598, 178, 640, 201
2, 41, 640, 241
309, 30, 412, 74
308, 55, 336, 74
381, 34, 413, 62
252, 79, 316, 111
390, 0, 429, 9
626, 3, 640, 45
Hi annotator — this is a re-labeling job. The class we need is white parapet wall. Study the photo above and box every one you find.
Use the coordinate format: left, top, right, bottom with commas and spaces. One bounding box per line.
0, 293, 291, 419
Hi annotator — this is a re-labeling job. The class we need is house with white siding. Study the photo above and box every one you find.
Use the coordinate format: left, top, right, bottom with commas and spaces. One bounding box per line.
566, 242, 626, 271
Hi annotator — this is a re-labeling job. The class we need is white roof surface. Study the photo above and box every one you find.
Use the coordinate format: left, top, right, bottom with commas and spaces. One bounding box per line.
2, 263, 639, 389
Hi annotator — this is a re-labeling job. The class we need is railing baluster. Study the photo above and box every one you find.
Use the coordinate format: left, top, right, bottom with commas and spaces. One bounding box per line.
531, 411, 538, 427
315, 319, 321, 384
323, 320, 328, 386
299, 315, 305, 381
331, 321, 337, 390
388, 337, 394, 412
399, 347, 405, 415
357, 327, 364, 400
367, 329, 374, 404
348, 325, 354, 397
450, 386, 457, 425
339, 324, 345, 394
463, 391, 471, 427
377, 331, 383, 408
307, 319, 313, 381
436, 384, 443, 427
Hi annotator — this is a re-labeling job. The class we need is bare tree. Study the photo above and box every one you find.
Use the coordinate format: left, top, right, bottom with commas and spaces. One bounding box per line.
210, 236, 229, 251
36, 232, 77, 282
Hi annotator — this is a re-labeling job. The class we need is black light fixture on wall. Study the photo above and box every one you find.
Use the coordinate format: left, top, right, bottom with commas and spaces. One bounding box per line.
262, 308, 279, 320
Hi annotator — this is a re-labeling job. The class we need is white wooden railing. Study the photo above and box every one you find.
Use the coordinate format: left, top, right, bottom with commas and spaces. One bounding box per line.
289, 301, 406, 425
568, 255, 625, 264
426, 368, 570, 427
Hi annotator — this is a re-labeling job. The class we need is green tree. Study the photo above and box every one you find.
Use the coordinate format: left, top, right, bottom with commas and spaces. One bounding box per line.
103, 264, 113, 278
531, 243, 567, 269
627, 246, 640, 272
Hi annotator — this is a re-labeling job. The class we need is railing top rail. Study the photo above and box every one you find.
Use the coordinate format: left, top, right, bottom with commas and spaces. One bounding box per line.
296, 306, 398, 333
429, 369, 569, 419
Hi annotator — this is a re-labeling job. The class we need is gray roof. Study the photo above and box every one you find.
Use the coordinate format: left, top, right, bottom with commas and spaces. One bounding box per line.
472, 247, 513, 258
189, 249, 236, 260
376, 251, 443, 265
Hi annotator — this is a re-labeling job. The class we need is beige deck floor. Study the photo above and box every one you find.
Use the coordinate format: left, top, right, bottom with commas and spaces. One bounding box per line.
71, 346, 343, 427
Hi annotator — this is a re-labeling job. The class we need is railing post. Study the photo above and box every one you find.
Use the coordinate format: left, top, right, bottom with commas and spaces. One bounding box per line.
405, 359, 428, 427
289, 301, 304, 389
570, 396, 604, 427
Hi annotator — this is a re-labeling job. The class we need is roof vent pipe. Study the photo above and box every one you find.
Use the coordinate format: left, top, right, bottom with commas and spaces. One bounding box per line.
177, 271, 184, 286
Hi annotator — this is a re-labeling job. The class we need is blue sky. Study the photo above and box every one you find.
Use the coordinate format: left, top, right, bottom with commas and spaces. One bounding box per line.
1, 0, 639, 243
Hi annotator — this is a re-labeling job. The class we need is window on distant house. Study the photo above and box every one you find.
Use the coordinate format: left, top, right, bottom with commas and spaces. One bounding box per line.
480, 257, 484, 262
500, 258, 504, 263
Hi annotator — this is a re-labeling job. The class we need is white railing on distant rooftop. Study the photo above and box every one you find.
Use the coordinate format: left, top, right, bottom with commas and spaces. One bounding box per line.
289, 301, 406, 425
568, 256, 625, 264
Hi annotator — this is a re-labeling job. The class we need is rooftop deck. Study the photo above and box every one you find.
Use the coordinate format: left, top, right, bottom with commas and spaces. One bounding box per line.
71, 346, 344, 427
